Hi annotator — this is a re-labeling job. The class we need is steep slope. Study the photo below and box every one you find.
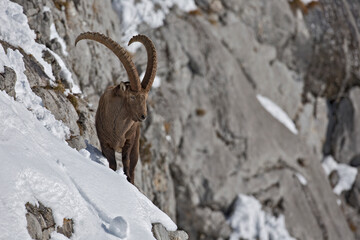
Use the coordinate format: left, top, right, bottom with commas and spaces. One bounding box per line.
0, 91, 176, 240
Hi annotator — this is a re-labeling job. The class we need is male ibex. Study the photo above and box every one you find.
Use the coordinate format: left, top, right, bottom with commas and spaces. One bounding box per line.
75, 32, 157, 184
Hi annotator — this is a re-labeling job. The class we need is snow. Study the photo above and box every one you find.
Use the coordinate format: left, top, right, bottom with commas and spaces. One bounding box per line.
256, 94, 298, 135
50, 23, 68, 56
140, 71, 161, 88
322, 155, 358, 195
0, 45, 70, 141
0, 90, 177, 240
47, 48, 81, 94
228, 194, 295, 240
288, 0, 318, 4
80, 141, 109, 168
43, 6, 51, 13
0, 0, 81, 94
301, 0, 318, 4
112, 0, 196, 52
108, 216, 129, 239
295, 173, 307, 185
0, 0, 55, 82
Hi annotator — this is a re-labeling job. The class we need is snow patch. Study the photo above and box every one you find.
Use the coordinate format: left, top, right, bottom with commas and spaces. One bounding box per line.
50, 23, 68, 56
256, 94, 298, 135
0, 45, 70, 141
140, 71, 161, 89
112, 0, 196, 51
322, 155, 358, 195
288, 0, 318, 4
228, 194, 295, 240
43, 6, 51, 13
295, 173, 307, 185
0, 0, 55, 82
0, 0, 81, 94
47, 48, 81, 94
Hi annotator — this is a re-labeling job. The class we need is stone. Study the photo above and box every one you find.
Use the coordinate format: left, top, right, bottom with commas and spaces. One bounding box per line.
152, 223, 188, 240
26, 212, 43, 240
25, 202, 73, 240
0, 66, 16, 98
329, 170, 340, 188
57, 218, 74, 238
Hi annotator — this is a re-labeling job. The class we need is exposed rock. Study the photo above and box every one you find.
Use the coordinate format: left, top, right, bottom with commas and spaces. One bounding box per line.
25, 202, 73, 240
57, 218, 74, 238
304, 0, 360, 100
0, 66, 16, 98
324, 87, 360, 238
324, 87, 360, 165
329, 170, 340, 188
152, 223, 188, 240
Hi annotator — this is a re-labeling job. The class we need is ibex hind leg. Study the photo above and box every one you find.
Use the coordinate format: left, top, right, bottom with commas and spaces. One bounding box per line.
101, 144, 116, 171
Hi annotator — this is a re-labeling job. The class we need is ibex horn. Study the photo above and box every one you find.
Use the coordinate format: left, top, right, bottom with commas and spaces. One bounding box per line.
128, 35, 157, 92
75, 32, 141, 92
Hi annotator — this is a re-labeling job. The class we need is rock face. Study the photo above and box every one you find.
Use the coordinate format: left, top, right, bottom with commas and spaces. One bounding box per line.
25, 202, 74, 240
2, 0, 360, 239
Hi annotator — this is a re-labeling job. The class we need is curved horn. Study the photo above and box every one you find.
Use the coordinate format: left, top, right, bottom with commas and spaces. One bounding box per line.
75, 32, 141, 91
128, 35, 157, 92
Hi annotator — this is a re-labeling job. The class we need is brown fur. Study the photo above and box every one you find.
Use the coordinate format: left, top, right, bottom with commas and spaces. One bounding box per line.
75, 32, 157, 184
95, 83, 148, 183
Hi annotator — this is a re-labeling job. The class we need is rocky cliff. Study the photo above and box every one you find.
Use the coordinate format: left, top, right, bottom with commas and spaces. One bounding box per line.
1, 0, 360, 239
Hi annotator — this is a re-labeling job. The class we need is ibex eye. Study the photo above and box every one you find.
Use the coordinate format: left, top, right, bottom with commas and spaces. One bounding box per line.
130, 96, 136, 100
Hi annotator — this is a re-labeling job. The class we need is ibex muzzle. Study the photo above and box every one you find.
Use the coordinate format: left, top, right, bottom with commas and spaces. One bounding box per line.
75, 32, 157, 184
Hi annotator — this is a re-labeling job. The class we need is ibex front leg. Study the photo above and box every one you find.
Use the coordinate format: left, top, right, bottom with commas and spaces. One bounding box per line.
101, 144, 116, 171
122, 139, 132, 182
129, 125, 140, 184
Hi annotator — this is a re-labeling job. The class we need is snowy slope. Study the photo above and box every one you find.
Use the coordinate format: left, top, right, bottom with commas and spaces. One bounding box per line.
0, 90, 176, 240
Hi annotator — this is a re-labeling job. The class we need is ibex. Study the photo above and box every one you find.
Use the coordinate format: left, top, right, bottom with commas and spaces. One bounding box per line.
75, 32, 157, 184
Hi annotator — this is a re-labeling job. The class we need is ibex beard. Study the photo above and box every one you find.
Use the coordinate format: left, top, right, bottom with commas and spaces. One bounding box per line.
75, 32, 157, 184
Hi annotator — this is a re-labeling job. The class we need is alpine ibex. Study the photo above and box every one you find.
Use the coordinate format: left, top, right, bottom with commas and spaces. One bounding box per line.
75, 32, 157, 184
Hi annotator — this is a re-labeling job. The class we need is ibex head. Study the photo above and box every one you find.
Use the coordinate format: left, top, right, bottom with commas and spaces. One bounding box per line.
115, 81, 148, 121
75, 32, 157, 122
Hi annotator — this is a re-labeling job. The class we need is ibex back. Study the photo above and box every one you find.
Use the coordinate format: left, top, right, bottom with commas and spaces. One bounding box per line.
75, 32, 157, 184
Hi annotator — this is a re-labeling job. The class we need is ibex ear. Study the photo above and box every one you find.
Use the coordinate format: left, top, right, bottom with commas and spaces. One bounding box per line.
114, 82, 127, 96
119, 82, 127, 92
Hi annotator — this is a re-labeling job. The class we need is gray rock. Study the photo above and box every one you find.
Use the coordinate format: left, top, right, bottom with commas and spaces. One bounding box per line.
323, 87, 360, 238
152, 223, 188, 240
304, 0, 360, 100
324, 87, 360, 165
57, 218, 74, 238
0, 66, 16, 98
26, 212, 43, 240
25, 202, 73, 240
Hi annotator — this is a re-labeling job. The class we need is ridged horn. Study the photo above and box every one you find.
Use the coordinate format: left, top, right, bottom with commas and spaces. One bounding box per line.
128, 35, 157, 92
75, 32, 141, 91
